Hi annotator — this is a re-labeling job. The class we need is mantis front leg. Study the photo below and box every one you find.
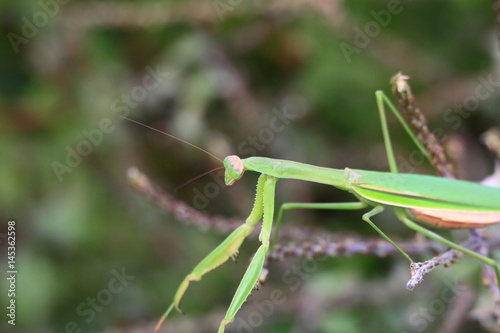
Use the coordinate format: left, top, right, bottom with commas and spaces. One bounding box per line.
155, 174, 277, 332
218, 174, 277, 332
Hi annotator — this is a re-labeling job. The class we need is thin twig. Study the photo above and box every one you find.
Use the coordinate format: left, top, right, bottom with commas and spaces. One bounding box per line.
128, 167, 242, 234
269, 235, 444, 261
407, 249, 465, 291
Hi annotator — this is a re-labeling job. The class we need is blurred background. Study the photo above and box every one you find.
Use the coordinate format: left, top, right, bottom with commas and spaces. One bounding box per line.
2, 1, 500, 332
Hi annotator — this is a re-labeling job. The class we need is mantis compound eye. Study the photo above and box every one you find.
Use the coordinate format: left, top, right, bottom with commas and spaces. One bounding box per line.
224, 155, 245, 186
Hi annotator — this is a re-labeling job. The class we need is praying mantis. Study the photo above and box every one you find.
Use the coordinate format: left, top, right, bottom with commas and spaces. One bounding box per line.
126, 85, 500, 333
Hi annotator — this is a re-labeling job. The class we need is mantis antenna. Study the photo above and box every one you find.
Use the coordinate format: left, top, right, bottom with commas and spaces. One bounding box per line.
120, 115, 223, 163
174, 166, 225, 192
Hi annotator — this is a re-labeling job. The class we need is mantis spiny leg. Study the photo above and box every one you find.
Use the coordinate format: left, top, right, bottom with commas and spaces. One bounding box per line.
155, 174, 268, 331
218, 174, 277, 333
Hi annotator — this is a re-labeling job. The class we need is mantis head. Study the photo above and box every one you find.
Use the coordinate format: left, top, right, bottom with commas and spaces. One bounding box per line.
224, 155, 245, 186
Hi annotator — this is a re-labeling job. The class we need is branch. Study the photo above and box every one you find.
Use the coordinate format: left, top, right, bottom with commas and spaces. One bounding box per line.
128, 167, 242, 234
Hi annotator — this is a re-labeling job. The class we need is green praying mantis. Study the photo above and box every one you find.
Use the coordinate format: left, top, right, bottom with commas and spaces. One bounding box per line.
125, 85, 500, 333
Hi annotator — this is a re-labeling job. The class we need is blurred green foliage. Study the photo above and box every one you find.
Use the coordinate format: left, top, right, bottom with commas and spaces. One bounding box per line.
1, 1, 500, 332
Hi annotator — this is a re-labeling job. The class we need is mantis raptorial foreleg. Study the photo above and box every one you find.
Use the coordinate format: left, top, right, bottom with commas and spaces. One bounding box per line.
155, 174, 269, 331
218, 174, 277, 332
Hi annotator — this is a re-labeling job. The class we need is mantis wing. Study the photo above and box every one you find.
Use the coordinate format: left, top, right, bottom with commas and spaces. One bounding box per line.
350, 169, 500, 228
